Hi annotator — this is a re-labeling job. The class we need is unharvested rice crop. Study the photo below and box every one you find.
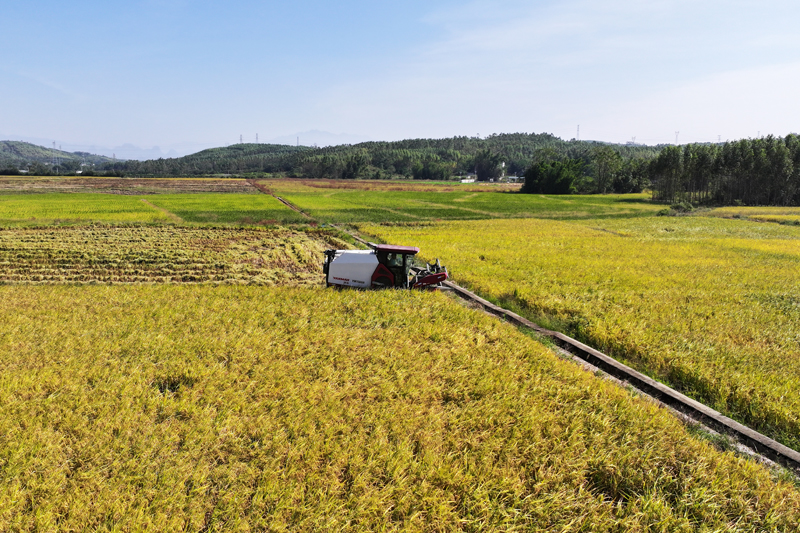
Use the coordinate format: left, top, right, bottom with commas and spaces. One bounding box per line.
0, 193, 174, 225
266, 180, 662, 223
145, 193, 309, 225
1, 286, 798, 531
0, 225, 341, 285
361, 216, 800, 451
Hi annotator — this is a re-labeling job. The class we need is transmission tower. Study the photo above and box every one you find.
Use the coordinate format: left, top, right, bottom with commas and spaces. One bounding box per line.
675, 131, 680, 145
240, 134, 243, 144
256, 133, 259, 144
577, 125, 580, 141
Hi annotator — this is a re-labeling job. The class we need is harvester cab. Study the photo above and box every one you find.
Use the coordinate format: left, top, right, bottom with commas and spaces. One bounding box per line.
323, 243, 448, 290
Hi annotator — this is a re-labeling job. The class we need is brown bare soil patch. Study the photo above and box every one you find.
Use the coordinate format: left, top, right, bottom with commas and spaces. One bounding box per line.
0, 177, 258, 194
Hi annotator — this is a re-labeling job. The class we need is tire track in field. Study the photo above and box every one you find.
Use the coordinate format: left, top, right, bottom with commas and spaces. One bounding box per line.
140, 198, 183, 223
312, 193, 424, 221
408, 199, 505, 218
452, 192, 481, 202
246, 179, 316, 220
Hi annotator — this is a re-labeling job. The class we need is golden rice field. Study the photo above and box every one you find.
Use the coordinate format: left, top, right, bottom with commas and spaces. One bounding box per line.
0, 193, 174, 225
361, 216, 800, 451
0, 225, 342, 285
707, 206, 800, 225
1, 285, 799, 531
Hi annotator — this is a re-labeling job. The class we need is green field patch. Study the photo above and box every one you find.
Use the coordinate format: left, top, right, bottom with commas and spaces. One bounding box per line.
0, 193, 173, 225
145, 193, 308, 225
361, 216, 800, 451
0, 285, 797, 530
270, 181, 663, 223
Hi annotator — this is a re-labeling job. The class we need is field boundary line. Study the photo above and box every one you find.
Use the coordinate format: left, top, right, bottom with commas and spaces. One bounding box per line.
139, 198, 183, 223
274, 196, 313, 219
245, 180, 314, 220
441, 280, 800, 474
409, 199, 504, 218
334, 196, 424, 220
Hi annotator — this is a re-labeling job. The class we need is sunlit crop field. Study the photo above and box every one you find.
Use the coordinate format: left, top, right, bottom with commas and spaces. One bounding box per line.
1, 285, 798, 531
0, 225, 341, 285
266, 179, 662, 223
144, 193, 309, 225
362, 216, 800, 451
0, 192, 307, 227
706, 205, 800, 225
0, 193, 174, 225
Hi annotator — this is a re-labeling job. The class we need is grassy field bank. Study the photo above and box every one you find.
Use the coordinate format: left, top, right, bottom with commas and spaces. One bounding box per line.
1, 286, 798, 531
361, 217, 800, 452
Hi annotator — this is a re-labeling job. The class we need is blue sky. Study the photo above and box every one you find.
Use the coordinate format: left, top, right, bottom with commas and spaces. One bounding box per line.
2, 0, 799, 155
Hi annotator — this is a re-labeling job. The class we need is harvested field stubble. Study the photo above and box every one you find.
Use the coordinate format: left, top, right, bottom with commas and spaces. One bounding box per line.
361, 216, 800, 452
0, 286, 798, 531
0, 225, 339, 285
0, 176, 258, 194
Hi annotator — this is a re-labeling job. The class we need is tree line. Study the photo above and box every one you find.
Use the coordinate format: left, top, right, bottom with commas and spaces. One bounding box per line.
11, 133, 800, 206
649, 135, 800, 206
91, 133, 661, 188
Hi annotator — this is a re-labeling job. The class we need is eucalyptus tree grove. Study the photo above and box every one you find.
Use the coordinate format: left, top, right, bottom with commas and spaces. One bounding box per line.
650, 135, 800, 206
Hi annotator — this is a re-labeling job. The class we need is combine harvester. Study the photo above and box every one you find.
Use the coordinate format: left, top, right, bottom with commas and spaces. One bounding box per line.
323, 243, 448, 290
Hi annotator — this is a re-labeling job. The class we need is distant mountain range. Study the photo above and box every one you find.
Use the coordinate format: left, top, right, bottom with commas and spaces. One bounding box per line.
1, 133, 664, 186
0, 141, 115, 172
0, 130, 370, 162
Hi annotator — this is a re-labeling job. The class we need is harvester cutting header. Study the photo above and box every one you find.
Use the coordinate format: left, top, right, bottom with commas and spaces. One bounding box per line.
323, 243, 448, 290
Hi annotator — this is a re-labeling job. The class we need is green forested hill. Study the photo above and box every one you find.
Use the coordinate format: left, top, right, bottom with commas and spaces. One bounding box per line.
115, 143, 313, 176
0, 141, 114, 173
1, 134, 665, 194
111, 133, 663, 187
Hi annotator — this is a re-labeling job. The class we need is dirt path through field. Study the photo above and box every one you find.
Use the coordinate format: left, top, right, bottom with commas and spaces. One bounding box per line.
140, 198, 183, 223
